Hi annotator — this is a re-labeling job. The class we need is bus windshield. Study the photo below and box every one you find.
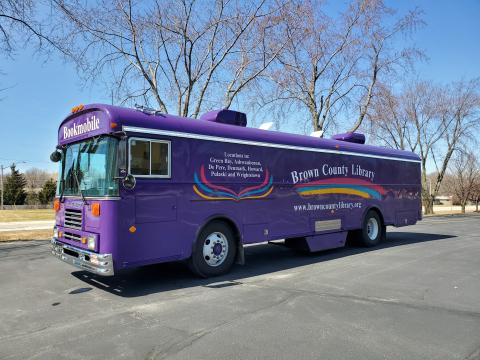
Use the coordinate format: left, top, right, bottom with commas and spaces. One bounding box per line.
58, 136, 118, 197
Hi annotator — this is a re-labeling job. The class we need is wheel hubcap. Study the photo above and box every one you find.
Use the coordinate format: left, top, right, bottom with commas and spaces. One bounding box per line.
203, 232, 228, 267
367, 218, 379, 240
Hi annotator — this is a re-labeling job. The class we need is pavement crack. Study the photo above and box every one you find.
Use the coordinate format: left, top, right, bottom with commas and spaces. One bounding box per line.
145, 292, 299, 360
464, 344, 480, 360
244, 283, 480, 319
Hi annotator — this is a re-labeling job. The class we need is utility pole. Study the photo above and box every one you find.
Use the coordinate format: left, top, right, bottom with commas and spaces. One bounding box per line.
0, 165, 6, 211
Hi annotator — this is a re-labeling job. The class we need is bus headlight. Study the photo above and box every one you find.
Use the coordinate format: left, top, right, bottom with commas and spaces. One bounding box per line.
87, 235, 96, 250
53, 227, 58, 239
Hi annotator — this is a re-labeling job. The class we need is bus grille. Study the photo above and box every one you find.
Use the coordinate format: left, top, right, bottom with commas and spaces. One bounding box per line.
64, 209, 83, 230
64, 231, 82, 242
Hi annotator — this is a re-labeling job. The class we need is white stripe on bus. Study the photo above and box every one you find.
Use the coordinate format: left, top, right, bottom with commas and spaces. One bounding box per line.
122, 126, 421, 164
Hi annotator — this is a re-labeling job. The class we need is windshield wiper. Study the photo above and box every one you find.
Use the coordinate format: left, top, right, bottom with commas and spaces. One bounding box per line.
59, 179, 65, 203
72, 141, 89, 205
73, 169, 88, 205
59, 147, 66, 203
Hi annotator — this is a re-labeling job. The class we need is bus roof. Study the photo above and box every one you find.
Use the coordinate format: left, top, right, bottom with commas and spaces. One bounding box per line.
59, 104, 420, 163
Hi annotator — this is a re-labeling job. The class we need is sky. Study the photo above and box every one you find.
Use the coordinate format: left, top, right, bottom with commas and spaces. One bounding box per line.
0, 0, 479, 174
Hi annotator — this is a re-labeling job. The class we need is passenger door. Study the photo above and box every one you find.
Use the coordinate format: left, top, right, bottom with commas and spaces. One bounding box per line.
123, 137, 180, 264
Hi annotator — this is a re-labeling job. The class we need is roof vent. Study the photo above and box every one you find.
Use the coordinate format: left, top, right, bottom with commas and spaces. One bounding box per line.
200, 109, 247, 127
331, 132, 365, 144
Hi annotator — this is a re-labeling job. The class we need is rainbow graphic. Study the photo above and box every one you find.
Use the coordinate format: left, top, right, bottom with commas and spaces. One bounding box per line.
295, 178, 386, 200
193, 165, 273, 201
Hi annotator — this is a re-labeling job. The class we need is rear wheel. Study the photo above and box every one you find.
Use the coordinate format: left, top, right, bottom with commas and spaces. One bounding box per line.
188, 221, 237, 277
359, 210, 385, 247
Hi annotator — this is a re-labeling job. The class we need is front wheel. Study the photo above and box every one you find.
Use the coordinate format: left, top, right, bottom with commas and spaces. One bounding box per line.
359, 210, 385, 247
188, 221, 237, 278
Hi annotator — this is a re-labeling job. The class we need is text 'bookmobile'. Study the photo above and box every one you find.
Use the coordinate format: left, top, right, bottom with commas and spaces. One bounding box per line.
50, 104, 421, 277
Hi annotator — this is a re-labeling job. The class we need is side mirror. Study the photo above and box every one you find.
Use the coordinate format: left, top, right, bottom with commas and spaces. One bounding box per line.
122, 174, 136, 190
50, 150, 62, 163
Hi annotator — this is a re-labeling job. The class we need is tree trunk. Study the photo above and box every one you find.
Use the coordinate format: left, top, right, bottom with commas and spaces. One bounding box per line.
421, 159, 433, 215
422, 194, 434, 215
461, 203, 466, 213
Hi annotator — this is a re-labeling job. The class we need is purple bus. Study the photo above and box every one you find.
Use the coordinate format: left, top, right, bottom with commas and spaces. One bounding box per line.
50, 104, 421, 277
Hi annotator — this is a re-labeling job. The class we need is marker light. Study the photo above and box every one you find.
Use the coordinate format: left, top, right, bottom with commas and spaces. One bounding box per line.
71, 104, 84, 113
53, 199, 60, 212
91, 203, 100, 217
87, 235, 96, 250
110, 122, 118, 129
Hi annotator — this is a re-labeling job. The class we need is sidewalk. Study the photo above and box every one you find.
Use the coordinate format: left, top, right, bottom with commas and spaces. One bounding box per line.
0, 220, 54, 232
426, 205, 479, 214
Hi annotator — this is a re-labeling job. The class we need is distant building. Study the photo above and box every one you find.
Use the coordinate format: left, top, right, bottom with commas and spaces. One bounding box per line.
434, 195, 453, 206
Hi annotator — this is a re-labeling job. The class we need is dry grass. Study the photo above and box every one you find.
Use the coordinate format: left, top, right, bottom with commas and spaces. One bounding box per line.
0, 230, 52, 242
0, 209, 55, 222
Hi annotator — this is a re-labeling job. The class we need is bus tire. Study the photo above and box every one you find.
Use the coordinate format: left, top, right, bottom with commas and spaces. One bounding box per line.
188, 221, 237, 278
359, 210, 385, 247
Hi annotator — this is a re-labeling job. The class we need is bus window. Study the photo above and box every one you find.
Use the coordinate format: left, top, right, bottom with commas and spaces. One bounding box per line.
129, 138, 170, 177
151, 142, 169, 175
130, 140, 150, 175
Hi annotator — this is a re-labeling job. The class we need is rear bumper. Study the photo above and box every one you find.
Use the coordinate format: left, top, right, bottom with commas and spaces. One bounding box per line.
51, 238, 114, 276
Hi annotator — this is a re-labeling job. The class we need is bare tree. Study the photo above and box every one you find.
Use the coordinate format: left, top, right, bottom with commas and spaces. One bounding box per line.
0, 0, 69, 98
404, 82, 446, 214
430, 80, 480, 207
444, 150, 479, 213
469, 178, 480, 212
367, 82, 444, 212
366, 82, 409, 149
53, 0, 289, 117
349, 7, 423, 132
24, 168, 56, 191
269, 0, 422, 135
0, 1, 66, 57
368, 79, 480, 214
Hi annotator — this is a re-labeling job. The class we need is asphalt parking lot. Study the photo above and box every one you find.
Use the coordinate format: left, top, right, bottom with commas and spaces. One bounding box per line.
1, 215, 479, 360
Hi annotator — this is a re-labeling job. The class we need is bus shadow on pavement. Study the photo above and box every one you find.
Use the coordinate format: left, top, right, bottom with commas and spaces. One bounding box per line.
71, 231, 455, 298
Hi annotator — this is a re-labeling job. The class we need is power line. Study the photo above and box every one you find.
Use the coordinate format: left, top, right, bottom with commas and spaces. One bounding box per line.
0, 158, 52, 164
0, 158, 28, 163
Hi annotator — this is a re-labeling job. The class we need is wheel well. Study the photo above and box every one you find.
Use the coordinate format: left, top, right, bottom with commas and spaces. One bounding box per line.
195, 216, 244, 264
197, 217, 241, 244
366, 206, 385, 226
347, 207, 386, 246
367, 206, 386, 241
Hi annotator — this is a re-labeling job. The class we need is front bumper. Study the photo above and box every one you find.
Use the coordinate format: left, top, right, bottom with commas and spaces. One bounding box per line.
51, 238, 114, 276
